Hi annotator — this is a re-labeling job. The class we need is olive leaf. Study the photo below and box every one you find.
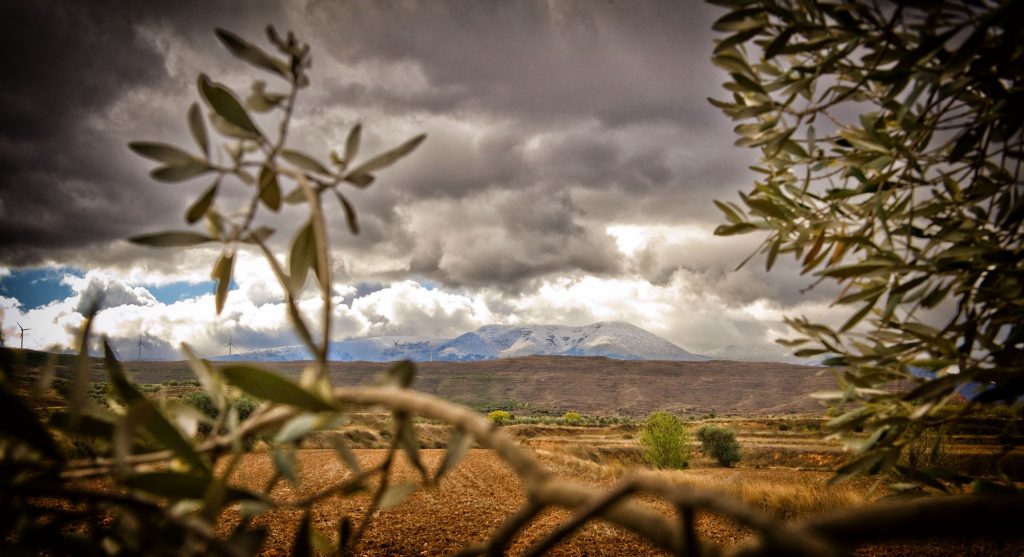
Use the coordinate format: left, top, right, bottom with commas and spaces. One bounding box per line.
344, 123, 361, 166
215, 28, 289, 79
221, 365, 334, 411
258, 164, 282, 211
434, 428, 472, 483
186, 180, 220, 223
288, 221, 316, 293
282, 149, 331, 176
129, 231, 216, 247
378, 483, 416, 509
104, 341, 209, 474
129, 142, 198, 165
0, 382, 63, 460
344, 133, 426, 187
211, 251, 234, 314
199, 74, 262, 137
151, 161, 213, 182
334, 190, 359, 235
188, 103, 209, 156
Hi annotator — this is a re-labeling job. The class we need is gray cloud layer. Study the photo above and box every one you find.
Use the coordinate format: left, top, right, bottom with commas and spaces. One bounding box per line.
1, 1, 836, 352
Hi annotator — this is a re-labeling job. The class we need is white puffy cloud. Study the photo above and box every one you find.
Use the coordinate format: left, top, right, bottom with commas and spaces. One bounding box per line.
350, 280, 494, 339
2, 257, 848, 358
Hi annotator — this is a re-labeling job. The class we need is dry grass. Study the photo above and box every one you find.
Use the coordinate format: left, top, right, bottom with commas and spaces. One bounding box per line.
637, 468, 867, 519
534, 446, 866, 520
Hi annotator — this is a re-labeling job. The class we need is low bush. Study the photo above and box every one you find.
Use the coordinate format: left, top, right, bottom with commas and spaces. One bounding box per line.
639, 411, 690, 469
563, 411, 583, 425
184, 391, 260, 437
488, 410, 512, 425
697, 425, 741, 467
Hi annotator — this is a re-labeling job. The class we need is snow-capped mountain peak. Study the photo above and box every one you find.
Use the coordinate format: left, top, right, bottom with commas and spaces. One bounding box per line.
218, 321, 707, 362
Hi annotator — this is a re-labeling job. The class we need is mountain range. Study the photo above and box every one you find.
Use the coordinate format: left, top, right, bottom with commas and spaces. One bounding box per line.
217, 321, 820, 365
218, 321, 712, 363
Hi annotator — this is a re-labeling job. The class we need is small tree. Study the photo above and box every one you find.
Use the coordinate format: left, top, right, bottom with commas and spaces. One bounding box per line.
562, 411, 583, 425
487, 410, 512, 425
639, 411, 690, 469
697, 425, 742, 467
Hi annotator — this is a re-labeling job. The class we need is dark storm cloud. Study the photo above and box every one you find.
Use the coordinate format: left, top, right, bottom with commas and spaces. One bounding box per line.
306, 0, 723, 126
1, 1, 812, 315
0, 0, 297, 265
385, 187, 622, 289
0, 1, 170, 262
299, 0, 751, 222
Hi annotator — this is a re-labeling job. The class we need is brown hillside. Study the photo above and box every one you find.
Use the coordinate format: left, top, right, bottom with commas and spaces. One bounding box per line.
21, 348, 837, 416
107, 355, 837, 417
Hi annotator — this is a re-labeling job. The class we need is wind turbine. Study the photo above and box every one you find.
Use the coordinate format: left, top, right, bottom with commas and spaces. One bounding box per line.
225, 333, 236, 356
17, 322, 30, 349
136, 334, 147, 361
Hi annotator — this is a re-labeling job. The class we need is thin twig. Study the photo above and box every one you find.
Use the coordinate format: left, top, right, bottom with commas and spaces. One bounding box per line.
678, 504, 698, 557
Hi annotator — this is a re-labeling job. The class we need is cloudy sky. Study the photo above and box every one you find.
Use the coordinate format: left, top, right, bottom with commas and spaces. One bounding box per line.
0, 0, 849, 359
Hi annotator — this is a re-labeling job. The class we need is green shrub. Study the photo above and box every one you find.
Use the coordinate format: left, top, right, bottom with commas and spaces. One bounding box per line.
639, 411, 690, 469
563, 411, 583, 425
184, 391, 259, 437
697, 425, 741, 467
487, 410, 512, 425
234, 396, 259, 421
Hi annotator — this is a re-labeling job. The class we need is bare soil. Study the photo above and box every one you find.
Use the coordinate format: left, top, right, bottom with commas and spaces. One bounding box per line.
220, 449, 662, 556
220, 448, 1022, 557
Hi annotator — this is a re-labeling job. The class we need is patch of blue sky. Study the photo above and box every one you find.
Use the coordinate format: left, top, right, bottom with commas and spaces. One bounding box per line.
145, 280, 239, 304
416, 278, 439, 291
0, 267, 84, 309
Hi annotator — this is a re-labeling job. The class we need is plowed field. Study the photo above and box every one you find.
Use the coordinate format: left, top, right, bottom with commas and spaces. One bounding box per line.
221, 449, 664, 556
219, 449, 1020, 557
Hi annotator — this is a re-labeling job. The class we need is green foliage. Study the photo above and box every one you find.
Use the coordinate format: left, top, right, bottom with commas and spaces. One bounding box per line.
234, 396, 259, 422
710, 0, 1024, 487
184, 391, 258, 437
562, 411, 583, 425
487, 410, 512, 425
184, 390, 219, 421
639, 411, 690, 469
697, 425, 742, 467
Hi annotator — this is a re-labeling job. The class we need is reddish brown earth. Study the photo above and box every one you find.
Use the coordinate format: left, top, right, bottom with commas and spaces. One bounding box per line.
219, 449, 1021, 557
220, 449, 663, 556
